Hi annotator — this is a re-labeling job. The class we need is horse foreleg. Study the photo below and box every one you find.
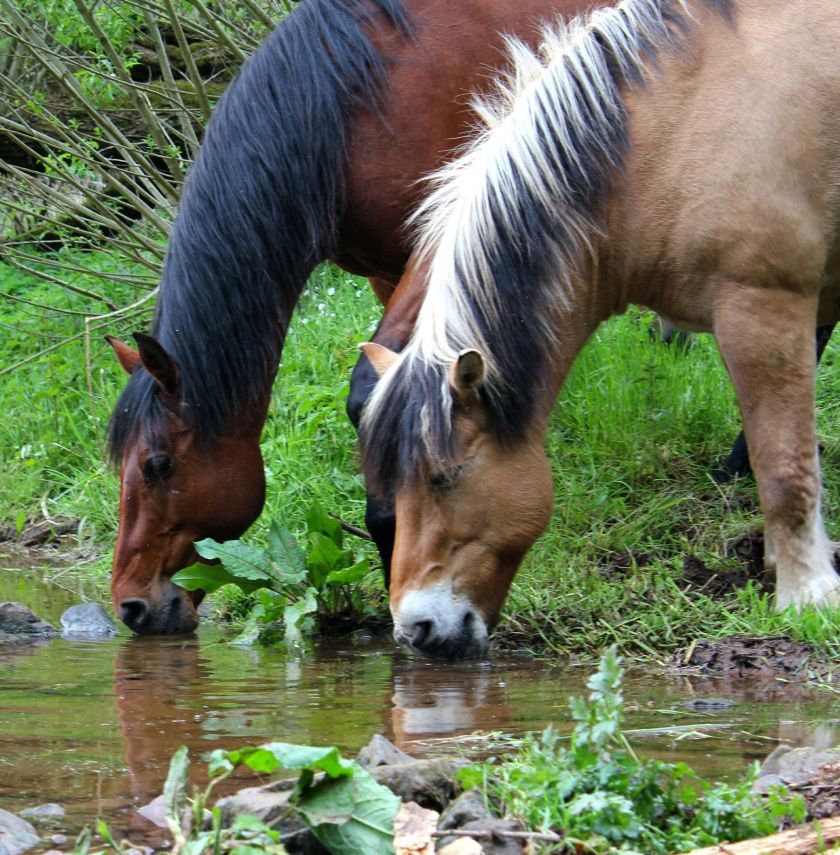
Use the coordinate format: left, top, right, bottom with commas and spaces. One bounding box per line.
715, 323, 836, 482
713, 287, 838, 610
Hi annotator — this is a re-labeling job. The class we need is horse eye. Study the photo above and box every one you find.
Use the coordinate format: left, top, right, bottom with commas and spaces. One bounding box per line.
143, 456, 173, 482
429, 466, 462, 489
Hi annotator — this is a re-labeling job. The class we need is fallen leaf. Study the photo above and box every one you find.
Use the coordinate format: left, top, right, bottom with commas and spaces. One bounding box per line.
438, 837, 484, 855
394, 800, 439, 855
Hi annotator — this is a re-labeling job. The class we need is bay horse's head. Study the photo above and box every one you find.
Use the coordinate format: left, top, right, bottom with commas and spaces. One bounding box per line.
361, 344, 554, 659
106, 334, 266, 635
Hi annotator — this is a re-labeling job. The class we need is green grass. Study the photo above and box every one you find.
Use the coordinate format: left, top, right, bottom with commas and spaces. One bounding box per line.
2, 252, 839, 657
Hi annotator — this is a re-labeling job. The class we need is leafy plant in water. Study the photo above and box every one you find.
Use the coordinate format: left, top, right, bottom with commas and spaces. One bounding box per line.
209, 743, 400, 855
76, 745, 292, 855
83, 741, 400, 855
460, 647, 807, 854
172, 502, 380, 646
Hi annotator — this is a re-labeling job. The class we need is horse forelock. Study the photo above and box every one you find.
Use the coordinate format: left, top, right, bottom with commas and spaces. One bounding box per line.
106, 0, 412, 463
107, 372, 165, 466
362, 0, 732, 490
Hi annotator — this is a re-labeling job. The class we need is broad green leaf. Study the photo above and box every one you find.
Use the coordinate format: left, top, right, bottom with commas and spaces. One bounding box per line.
225, 742, 355, 779
306, 502, 343, 546
172, 563, 266, 594
307, 532, 345, 588
254, 588, 288, 623
228, 845, 275, 855
295, 767, 400, 855
194, 538, 271, 583
284, 588, 318, 645
180, 839, 212, 855
229, 815, 281, 839
230, 616, 263, 647
325, 558, 369, 587
164, 745, 189, 838
266, 522, 307, 584
207, 748, 234, 778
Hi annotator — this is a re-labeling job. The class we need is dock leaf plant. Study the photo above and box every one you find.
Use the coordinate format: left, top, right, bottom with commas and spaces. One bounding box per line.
171, 501, 382, 646
459, 646, 807, 854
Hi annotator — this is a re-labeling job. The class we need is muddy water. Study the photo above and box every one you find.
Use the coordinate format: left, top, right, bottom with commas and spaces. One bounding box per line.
1, 560, 839, 843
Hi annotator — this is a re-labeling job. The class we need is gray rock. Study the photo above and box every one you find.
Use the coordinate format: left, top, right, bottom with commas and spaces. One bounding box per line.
438, 790, 493, 831
753, 773, 786, 795
758, 744, 794, 777
777, 747, 840, 780
0, 808, 40, 855
680, 698, 735, 711
0, 604, 58, 647
357, 733, 415, 768
60, 603, 117, 639
371, 759, 466, 811
136, 796, 167, 830
17, 805, 64, 823
436, 819, 526, 854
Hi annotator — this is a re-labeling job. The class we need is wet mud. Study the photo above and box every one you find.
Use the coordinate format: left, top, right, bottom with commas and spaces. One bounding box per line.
675, 636, 826, 681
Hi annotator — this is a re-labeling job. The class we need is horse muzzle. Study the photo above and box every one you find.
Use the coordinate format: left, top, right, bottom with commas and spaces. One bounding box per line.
117, 582, 199, 635
392, 584, 490, 659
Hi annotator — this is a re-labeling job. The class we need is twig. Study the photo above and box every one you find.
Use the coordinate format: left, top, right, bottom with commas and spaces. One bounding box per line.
432, 828, 565, 844
328, 513, 373, 541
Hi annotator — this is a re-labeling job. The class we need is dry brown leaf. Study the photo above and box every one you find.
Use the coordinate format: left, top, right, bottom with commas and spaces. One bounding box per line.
437, 838, 484, 855
394, 800, 440, 855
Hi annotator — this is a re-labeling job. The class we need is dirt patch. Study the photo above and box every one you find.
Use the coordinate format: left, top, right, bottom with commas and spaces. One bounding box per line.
598, 530, 769, 598
598, 549, 652, 578
678, 551, 771, 599
673, 636, 826, 681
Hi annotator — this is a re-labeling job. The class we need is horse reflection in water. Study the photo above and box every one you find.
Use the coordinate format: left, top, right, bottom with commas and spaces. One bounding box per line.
389, 665, 513, 750
114, 636, 272, 837
360, 0, 840, 659
115, 638, 213, 804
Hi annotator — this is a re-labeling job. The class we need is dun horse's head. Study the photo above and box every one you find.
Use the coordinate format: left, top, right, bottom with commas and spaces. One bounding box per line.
106, 334, 266, 635
362, 344, 554, 659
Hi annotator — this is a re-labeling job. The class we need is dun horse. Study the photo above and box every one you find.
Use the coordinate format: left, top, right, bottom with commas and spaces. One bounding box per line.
360, 0, 840, 659
105, 0, 611, 634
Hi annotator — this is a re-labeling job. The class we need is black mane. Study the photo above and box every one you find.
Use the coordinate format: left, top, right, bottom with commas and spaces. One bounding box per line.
108, 0, 411, 461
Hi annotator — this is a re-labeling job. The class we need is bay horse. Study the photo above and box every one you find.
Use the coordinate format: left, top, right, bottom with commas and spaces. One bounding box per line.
359, 0, 840, 659
105, 0, 610, 634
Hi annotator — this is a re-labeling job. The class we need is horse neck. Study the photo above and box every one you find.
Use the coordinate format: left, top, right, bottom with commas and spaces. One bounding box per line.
532, 251, 611, 423
375, 256, 430, 350
227, 388, 273, 444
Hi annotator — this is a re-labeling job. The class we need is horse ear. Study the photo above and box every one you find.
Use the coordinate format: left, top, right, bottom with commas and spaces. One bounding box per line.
449, 349, 486, 397
133, 333, 181, 397
359, 342, 399, 377
105, 335, 141, 375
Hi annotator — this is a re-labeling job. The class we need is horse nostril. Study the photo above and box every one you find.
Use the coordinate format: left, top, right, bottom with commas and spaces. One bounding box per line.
119, 598, 150, 631
410, 619, 434, 648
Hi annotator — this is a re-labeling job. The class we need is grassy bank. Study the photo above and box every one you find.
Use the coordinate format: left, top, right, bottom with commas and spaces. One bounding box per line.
2, 254, 839, 656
